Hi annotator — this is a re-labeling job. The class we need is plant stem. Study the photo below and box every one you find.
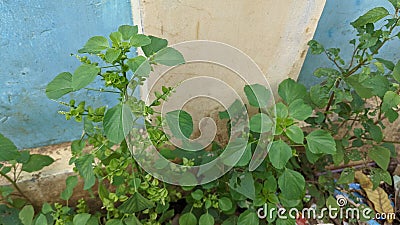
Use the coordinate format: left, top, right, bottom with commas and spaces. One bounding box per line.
361, 137, 400, 144
0, 171, 33, 205
323, 18, 399, 122
84, 88, 120, 93
323, 78, 342, 121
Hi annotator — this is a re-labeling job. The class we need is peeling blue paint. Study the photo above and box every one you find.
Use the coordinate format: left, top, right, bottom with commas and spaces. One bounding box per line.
0, 0, 133, 149
299, 0, 397, 87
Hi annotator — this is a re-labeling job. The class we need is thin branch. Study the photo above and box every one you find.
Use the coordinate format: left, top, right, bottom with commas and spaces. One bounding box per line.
84, 88, 120, 94
0, 171, 33, 205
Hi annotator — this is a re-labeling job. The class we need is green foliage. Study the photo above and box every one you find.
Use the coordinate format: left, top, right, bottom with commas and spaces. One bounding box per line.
33, 3, 400, 224
21, 154, 54, 173
179, 212, 197, 225
268, 140, 292, 169
165, 110, 194, 139
0, 134, 54, 209
19, 205, 34, 225
61, 176, 78, 201
244, 84, 271, 108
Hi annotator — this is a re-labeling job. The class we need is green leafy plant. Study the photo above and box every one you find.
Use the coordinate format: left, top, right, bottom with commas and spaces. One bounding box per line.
0, 133, 54, 224
173, 2, 400, 224
8, 1, 396, 224
45, 25, 186, 224
0, 134, 54, 209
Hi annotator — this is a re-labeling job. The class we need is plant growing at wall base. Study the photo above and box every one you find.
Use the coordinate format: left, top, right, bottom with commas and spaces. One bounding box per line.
32, 1, 400, 224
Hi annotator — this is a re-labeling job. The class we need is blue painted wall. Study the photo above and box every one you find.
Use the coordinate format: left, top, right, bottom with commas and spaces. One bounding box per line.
299, 0, 399, 87
0, 0, 133, 149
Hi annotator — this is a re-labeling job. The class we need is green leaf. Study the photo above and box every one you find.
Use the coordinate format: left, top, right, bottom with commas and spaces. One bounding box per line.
288, 99, 312, 120
369, 124, 383, 143
75, 154, 95, 190
152, 47, 185, 66
368, 146, 390, 170
0, 133, 20, 162
337, 168, 355, 184
127, 56, 151, 77
351, 7, 389, 27
326, 195, 340, 208
365, 75, 390, 98
41, 203, 53, 214
104, 104, 125, 144
305, 146, 322, 163
22, 154, 54, 172
19, 205, 34, 225
105, 219, 123, 225
229, 172, 255, 200
78, 36, 109, 54
389, 0, 400, 9
118, 192, 154, 213
376, 58, 395, 71
105, 48, 121, 63
71, 64, 100, 91
73, 213, 91, 225
345, 74, 374, 99
71, 140, 85, 155
382, 91, 400, 113
179, 212, 197, 225
308, 40, 325, 55
371, 168, 392, 189
244, 84, 271, 108
332, 140, 344, 166
249, 113, 273, 133
142, 36, 168, 57
385, 108, 399, 123
35, 214, 47, 225
235, 144, 252, 167
16, 150, 30, 164
285, 125, 304, 144
46, 72, 73, 99
191, 189, 203, 200
268, 140, 292, 169
118, 25, 138, 40
199, 214, 214, 225
61, 175, 78, 201
278, 169, 305, 199
109, 32, 122, 46
310, 85, 329, 108
130, 34, 151, 47
165, 110, 193, 139
276, 217, 296, 225
222, 216, 238, 225
306, 130, 336, 154
124, 215, 142, 225
237, 210, 259, 225
275, 102, 288, 119
263, 174, 277, 193
313, 68, 340, 78
278, 78, 307, 104
392, 60, 400, 82
218, 197, 233, 212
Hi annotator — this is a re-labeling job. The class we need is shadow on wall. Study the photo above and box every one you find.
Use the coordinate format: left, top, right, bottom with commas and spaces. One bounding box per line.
299, 0, 398, 87
0, 0, 133, 149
